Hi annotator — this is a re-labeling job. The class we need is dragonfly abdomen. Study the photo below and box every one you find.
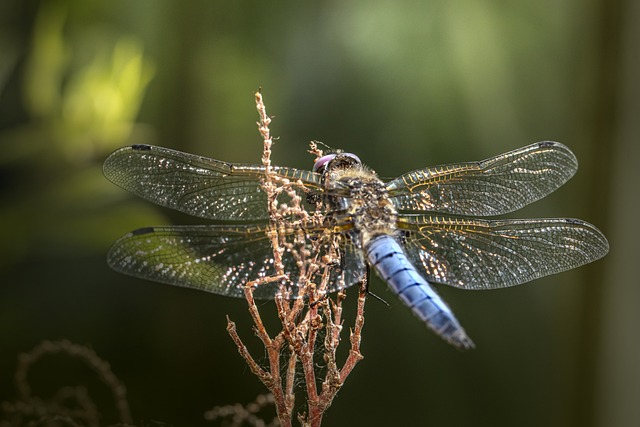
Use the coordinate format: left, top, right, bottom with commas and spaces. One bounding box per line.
365, 234, 475, 350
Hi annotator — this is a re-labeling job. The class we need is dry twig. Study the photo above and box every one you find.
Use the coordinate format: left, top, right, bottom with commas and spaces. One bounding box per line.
225, 90, 367, 427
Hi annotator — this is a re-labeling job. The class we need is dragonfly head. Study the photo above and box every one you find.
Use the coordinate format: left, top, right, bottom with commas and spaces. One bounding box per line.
313, 152, 361, 175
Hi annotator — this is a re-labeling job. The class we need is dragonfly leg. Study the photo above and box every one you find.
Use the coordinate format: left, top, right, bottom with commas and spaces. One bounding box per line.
310, 293, 330, 309
363, 265, 390, 307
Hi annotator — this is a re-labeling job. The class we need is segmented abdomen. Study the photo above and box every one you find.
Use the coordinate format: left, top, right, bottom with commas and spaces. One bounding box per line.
365, 234, 474, 349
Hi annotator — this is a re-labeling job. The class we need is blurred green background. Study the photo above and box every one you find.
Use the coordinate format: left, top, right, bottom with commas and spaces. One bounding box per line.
1, 0, 637, 426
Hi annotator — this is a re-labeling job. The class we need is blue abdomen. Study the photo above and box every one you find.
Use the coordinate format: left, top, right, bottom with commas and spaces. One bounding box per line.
365, 234, 474, 349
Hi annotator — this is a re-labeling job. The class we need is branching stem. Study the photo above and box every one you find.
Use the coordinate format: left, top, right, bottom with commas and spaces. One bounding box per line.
226, 90, 367, 426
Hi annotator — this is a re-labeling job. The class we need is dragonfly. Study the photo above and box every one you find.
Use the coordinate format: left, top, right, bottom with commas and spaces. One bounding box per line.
104, 141, 609, 349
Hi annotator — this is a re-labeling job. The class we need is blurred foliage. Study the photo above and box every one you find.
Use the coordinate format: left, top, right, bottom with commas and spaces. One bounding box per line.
0, 0, 160, 270
0, 0, 636, 426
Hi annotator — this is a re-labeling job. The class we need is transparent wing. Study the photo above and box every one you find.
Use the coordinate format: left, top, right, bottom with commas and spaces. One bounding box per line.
386, 142, 578, 216
397, 215, 609, 290
107, 223, 366, 299
103, 144, 323, 221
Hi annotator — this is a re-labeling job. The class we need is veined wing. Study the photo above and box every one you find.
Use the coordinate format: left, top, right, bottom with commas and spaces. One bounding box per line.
103, 144, 323, 221
397, 215, 609, 290
386, 142, 578, 216
107, 223, 365, 299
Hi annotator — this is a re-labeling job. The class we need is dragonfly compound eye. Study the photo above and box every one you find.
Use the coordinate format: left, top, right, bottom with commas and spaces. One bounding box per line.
313, 154, 338, 173
314, 153, 362, 174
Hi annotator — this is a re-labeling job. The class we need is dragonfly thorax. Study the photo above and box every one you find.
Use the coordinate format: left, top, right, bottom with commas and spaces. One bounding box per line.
325, 166, 398, 249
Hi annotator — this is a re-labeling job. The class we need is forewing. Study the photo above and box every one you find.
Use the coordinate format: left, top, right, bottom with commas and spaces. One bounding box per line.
398, 215, 609, 290
386, 142, 578, 216
107, 224, 365, 299
103, 145, 323, 221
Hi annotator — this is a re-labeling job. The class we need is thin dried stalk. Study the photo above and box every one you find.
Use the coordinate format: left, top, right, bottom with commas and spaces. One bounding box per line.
204, 393, 279, 426
226, 90, 367, 427
3, 340, 132, 426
